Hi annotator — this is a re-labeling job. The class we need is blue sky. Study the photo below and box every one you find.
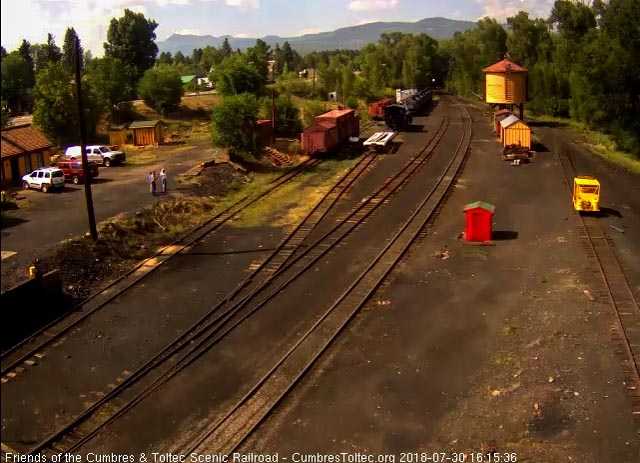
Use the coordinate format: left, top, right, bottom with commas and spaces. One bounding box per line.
1, 0, 555, 57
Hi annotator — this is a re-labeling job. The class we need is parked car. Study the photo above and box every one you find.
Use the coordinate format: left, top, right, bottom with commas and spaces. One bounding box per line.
64, 145, 126, 167
22, 168, 65, 192
56, 160, 100, 184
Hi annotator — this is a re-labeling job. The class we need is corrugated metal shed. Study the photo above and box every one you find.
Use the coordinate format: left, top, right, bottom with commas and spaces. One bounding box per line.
499, 115, 520, 129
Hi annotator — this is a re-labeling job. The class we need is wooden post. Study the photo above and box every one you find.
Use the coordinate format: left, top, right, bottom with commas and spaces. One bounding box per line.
74, 36, 98, 241
271, 88, 276, 142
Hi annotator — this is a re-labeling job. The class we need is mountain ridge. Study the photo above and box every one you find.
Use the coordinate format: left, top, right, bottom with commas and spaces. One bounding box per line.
158, 17, 477, 55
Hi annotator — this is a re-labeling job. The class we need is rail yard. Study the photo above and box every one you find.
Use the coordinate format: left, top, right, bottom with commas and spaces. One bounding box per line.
2, 90, 639, 462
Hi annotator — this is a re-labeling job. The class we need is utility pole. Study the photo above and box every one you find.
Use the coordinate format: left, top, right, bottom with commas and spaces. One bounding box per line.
271, 87, 276, 143
74, 36, 98, 241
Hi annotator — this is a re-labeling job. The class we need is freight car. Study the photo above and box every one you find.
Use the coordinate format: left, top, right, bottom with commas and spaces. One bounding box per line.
368, 98, 395, 120
301, 108, 360, 155
383, 89, 432, 131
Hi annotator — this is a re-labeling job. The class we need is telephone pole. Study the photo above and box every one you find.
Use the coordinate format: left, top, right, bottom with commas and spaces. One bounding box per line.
74, 36, 98, 241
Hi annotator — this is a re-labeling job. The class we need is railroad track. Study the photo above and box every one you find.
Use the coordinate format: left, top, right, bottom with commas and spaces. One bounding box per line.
186, 101, 473, 454
24, 99, 452, 456
0, 158, 322, 377
556, 147, 640, 422
2, 119, 387, 375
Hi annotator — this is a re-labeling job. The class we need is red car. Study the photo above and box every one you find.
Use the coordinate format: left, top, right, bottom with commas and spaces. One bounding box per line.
56, 160, 100, 184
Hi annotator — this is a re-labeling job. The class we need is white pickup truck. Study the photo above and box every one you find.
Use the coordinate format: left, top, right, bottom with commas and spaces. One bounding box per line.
64, 145, 126, 167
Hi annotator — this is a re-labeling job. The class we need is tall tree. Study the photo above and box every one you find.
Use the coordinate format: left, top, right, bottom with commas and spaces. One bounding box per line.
86, 56, 137, 112
212, 55, 265, 96
33, 33, 62, 71
221, 37, 233, 57
32, 61, 104, 145
157, 51, 173, 65
17, 39, 35, 89
0, 46, 7, 60
246, 39, 271, 81
192, 48, 204, 65
104, 8, 159, 81
1, 53, 32, 113
211, 93, 260, 156
62, 28, 82, 74
507, 12, 553, 67
137, 65, 183, 116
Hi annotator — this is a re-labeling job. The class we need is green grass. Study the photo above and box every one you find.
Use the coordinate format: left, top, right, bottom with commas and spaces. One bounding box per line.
222, 158, 359, 228
527, 112, 640, 175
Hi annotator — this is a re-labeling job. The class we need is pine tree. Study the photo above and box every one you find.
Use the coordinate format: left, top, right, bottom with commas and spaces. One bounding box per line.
63, 28, 82, 74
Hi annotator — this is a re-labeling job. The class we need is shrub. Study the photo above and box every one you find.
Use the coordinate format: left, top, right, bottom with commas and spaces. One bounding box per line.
262, 94, 303, 135
137, 65, 183, 116
211, 93, 260, 156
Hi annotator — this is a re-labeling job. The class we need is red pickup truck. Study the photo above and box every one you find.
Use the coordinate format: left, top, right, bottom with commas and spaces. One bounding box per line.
56, 160, 100, 184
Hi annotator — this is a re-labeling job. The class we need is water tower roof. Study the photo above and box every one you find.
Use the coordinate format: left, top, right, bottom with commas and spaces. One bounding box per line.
483, 58, 527, 73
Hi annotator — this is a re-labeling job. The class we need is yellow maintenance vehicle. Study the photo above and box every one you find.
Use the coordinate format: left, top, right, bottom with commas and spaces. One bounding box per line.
573, 176, 600, 212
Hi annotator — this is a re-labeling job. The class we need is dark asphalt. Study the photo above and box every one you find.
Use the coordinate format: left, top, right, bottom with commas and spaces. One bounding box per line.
74, 101, 471, 454
1, 140, 214, 271
534, 126, 640, 301
0, 224, 287, 448
238, 105, 640, 461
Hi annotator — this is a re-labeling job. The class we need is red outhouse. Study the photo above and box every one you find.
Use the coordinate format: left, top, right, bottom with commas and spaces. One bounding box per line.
463, 201, 495, 242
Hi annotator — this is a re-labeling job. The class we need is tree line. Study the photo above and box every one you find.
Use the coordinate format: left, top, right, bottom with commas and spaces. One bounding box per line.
445, 0, 639, 156
2, 0, 638, 158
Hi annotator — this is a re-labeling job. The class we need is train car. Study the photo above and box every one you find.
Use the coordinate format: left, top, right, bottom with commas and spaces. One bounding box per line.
383, 89, 432, 131
368, 98, 394, 120
302, 108, 359, 155
573, 176, 600, 212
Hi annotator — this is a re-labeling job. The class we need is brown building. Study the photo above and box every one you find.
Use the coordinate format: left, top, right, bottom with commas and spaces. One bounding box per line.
1, 124, 54, 188
129, 120, 167, 146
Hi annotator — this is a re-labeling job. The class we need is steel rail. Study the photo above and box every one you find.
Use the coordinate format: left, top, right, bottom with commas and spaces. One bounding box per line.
29, 100, 451, 456
189, 103, 473, 454
0, 159, 323, 375
555, 145, 640, 417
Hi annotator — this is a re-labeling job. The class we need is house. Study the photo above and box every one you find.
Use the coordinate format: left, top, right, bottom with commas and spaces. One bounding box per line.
1, 124, 53, 187
181, 75, 197, 92
129, 120, 167, 146
197, 77, 212, 89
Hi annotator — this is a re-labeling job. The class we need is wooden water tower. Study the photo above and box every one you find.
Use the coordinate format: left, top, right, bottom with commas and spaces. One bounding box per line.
483, 57, 527, 119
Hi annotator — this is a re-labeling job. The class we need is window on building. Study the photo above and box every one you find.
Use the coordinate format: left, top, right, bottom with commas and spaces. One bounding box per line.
24, 155, 32, 173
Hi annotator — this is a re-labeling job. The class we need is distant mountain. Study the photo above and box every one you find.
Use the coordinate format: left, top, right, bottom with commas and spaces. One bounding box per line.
158, 17, 476, 55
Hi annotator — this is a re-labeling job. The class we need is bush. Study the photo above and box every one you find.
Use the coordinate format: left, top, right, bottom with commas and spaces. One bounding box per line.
137, 65, 183, 116
211, 93, 260, 156
262, 94, 303, 135
303, 100, 327, 126
278, 79, 314, 98
346, 96, 359, 110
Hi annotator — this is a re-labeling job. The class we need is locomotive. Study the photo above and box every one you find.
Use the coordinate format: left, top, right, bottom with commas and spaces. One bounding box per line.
383, 89, 433, 131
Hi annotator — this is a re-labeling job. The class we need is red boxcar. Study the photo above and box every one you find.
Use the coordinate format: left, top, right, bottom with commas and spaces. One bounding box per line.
301, 120, 339, 154
316, 109, 356, 143
368, 98, 394, 119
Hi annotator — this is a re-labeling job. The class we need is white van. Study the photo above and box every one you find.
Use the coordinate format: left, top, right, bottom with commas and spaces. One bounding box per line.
65, 145, 126, 167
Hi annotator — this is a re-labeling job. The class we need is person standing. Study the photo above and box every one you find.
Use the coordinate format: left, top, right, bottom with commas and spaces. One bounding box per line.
150, 170, 157, 196
159, 168, 167, 193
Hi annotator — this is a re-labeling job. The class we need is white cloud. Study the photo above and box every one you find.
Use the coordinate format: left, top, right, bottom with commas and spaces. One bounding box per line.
0, 0, 258, 57
173, 28, 206, 35
356, 18, 378, 25
348, 0, 399, 12
474, 0, 555, 20
299, 28, 322, 35
1, 0, 159, 57
233, 33, 249, 38
225, 0, 259, 9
